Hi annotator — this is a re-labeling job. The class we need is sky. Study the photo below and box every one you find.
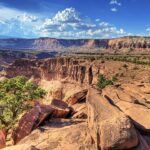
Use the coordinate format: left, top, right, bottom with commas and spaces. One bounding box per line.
0, 0, 150, 39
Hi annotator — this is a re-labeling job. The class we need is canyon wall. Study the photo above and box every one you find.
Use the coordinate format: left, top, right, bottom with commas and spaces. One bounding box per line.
1, 36, 150, 51
6, 58, 98, 85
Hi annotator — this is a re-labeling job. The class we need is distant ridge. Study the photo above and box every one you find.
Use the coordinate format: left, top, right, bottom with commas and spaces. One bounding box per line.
0, 36, 150, 52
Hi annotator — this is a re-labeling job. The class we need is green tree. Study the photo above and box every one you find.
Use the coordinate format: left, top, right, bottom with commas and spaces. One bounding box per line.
0, 76, 46, 130
97, 74, 113, 89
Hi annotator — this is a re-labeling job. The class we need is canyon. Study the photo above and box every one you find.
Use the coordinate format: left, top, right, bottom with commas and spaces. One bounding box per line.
1, 57, 150, 150
0, 36, 150, 53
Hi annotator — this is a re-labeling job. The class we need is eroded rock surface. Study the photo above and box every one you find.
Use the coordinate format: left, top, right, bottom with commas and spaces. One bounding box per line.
103, 84, 150, 132
87, 88, 139, 150
18, 119, 93, 150
12, 103, 70, 144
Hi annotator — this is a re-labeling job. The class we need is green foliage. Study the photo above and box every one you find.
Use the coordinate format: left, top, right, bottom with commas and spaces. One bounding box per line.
0, 76, 46, 130
97, 74, 113, 89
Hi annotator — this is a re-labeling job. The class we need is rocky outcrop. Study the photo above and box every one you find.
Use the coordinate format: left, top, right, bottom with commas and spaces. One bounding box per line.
5, 58, 96, 85
102, 84, 150, 133
87, 88, 139, 150
12, 103, 71, 144
17, 119, 92, 150
108, 36, 150, 50
65, 89, 88, 105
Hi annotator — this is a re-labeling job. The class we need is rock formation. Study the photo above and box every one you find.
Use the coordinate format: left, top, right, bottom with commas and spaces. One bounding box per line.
2, 57, 150, 150
5, 58, 96, 85
1, 36, 150, 52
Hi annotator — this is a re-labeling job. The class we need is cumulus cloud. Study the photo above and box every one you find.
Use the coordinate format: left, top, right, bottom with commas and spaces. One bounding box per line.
17, 13, 38, 22
38, 8, 126, 38
0, 7, 127, 38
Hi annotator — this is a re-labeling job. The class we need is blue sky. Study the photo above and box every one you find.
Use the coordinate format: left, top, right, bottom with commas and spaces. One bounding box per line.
0, 0, 150, 39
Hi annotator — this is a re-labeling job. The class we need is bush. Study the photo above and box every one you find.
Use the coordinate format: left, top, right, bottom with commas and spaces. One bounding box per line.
97, 74, 113, 89
0, 76, 46, 130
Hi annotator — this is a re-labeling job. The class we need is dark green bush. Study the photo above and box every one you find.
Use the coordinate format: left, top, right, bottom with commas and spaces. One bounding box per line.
0, 76, 46, 130
97, 74, 113, 89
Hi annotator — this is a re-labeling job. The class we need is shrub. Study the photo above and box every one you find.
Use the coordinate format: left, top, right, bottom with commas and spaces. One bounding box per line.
97, 74, 113, 89
0, 76, 46, 130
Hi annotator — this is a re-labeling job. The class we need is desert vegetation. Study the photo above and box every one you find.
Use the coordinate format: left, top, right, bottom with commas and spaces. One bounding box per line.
97, 74, 113, 89
0, 76, 46, 130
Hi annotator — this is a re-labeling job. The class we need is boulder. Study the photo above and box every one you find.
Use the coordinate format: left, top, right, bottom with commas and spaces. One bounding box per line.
12, 107, 41, 144
2, 144, 38, 150
100, 116, 138, 150
87, 88, 139, 150
51, 99, 69, 109
0, 130, 6, 149
12, 104, 70, 144
65, 89, 88, 105
18, 119, 93, 150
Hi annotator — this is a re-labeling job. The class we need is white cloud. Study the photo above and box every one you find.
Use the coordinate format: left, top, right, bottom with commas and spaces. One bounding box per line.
96, 19, 100, 22
17, 13, 38, 22
110, 0, 121, 6
109, 0, 121, 12
0, 6, 127, 39
111, 8, 118, 12
146, 28, 150, 32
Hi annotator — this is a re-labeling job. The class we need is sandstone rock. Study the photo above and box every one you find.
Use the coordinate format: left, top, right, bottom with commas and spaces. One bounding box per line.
102, 85, 137, 104
103, 85, 150, 132
51, 99, 69, 109
65, 89, 88, 105
2, 144, 38, 150
50, 105, 70, 118
12, 107, 40, 144
18, 119, 93, 150
12, 104, 70, 144
72, 109, 87, 119
87, 88, 139, 150
121, 84, 150, 105
100, 116, 138, 150
71, 103, 87, 119
6, 58, 94, 85
0, 130, 6, 149
116, 101, 150, 132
